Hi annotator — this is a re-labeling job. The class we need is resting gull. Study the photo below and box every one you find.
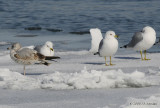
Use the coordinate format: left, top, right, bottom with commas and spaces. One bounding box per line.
34, 41, 54, 56
121, 26, 156, 60
7, 43, 50, 75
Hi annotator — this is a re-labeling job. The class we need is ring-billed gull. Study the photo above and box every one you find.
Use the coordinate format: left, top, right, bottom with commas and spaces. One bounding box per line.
89, 28, 103, 53
7, 43, 50, 75
121, 26, 156, 60
34, 41, 54, 56
94, 31, 118, 66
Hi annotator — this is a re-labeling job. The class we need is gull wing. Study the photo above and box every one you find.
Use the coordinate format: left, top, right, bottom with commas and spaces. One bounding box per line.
127, 32, 143, 48
89, 28, 103, 53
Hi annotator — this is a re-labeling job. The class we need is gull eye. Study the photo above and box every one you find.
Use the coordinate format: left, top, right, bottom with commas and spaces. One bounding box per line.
110, 34, 112, 35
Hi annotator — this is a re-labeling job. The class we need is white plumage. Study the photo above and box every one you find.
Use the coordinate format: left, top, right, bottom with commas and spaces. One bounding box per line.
94, 30, 118, 66
99, 31, 118, 57
34, 41, 54, 56
122, 26, 156, 60
133, 26, 156, 51
89, 28, 103, 53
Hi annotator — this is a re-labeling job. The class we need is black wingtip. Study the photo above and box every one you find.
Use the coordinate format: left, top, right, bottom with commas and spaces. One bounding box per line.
94, 52, 99, 55
120, 45, 127, 48
154, 42, 159, 45
45, 56, 61, 60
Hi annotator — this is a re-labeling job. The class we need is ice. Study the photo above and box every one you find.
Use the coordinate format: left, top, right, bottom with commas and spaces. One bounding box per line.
56, 50, 89, 55
0, 67, 158, 90
0, 68, 39, 90
120, 96, 160, 108
0, 41, 11, 46
1, 49, 160, 107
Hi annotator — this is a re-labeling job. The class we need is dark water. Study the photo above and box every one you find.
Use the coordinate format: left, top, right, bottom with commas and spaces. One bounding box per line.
0, 0, 160, 52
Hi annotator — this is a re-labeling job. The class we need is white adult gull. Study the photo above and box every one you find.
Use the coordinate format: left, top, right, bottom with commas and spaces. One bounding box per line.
94, 31, 118, 66
121, 26, 156, 60
7, 43, 50, 75
34, 41, 54, 56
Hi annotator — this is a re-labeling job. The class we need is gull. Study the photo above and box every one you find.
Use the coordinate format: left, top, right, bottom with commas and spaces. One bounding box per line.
8, 43, 50, 75
94, 31, 118, 66
34, 41, 54, 56
121, 26, 156, 60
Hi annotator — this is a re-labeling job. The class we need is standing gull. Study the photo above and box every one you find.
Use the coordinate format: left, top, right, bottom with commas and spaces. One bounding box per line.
121, 26, 156, 60
34, 41, 54, 56
8, 43, 50, 75
95, 31, 118, 66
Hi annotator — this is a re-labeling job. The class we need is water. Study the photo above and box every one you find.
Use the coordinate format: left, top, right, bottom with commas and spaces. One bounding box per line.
0, 0, 160, 53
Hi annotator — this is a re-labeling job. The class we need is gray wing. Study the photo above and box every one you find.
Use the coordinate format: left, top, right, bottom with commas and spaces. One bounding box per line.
34, 45, 42, 53
98, 39, 103, 52
127, 32, 143, 47
16, 48, 37, 59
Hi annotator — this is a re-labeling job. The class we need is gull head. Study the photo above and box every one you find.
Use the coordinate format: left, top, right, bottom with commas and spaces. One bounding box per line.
45, 41, 54, 51
142, 26, 156, 35
105, 31, 118, 39
7, 43, 22, 51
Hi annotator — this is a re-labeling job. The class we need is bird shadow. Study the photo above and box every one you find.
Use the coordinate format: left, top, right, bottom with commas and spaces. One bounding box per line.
115, 57, 140, 60
83, 62, 104, 65
147, 51, 160, 53
21, 73, 44, 76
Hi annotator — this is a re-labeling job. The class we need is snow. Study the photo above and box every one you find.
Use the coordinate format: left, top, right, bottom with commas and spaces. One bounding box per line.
0, 67, 157, 90
89, 28, 103, 53
120, 96, 160, 108
1, 49, 160, 108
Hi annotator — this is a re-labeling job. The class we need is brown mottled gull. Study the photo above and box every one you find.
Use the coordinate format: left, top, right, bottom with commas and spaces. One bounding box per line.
7, 43, 50, 75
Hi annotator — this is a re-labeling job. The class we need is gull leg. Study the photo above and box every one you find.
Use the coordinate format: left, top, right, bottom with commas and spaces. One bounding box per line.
23, 65, 26, 75
144, 50, 150, 60
140, 50, 144, 60
105, 56, 109, 66
110, 56, 115, 66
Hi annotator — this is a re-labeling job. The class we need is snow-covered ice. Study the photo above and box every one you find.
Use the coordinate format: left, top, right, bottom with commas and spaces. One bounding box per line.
0, 49, 160, 108
0, 67, 158, 90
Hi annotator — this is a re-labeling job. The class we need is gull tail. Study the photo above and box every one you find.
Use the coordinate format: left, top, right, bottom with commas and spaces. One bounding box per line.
37, 53, 46, 60
94, 52, 99, 55
120, 45, 128, 48
154, 41, 159, 45
37, 53, 51, 66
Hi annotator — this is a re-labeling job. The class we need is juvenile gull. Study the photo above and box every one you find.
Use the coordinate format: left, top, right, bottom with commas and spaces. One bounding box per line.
121, 26, 156, 60
95, 31, 118, 66
8, 43, 50, 75
89, 28, 103, 53
34, 41, 54, 56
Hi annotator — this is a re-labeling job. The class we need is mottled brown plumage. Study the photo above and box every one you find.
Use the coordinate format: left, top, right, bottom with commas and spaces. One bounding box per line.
8, 43, 50, 75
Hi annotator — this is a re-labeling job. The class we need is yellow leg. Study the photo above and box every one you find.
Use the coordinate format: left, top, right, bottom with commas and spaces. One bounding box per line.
110, 56, 115, 66
24, 65, 26, 76
144, 50, 150, 60
140, 50, 144, 60
105, 56, 109, 66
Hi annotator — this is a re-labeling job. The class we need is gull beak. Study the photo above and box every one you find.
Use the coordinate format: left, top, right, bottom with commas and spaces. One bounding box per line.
114, 35, 119, 38
50, 48, 54, 51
